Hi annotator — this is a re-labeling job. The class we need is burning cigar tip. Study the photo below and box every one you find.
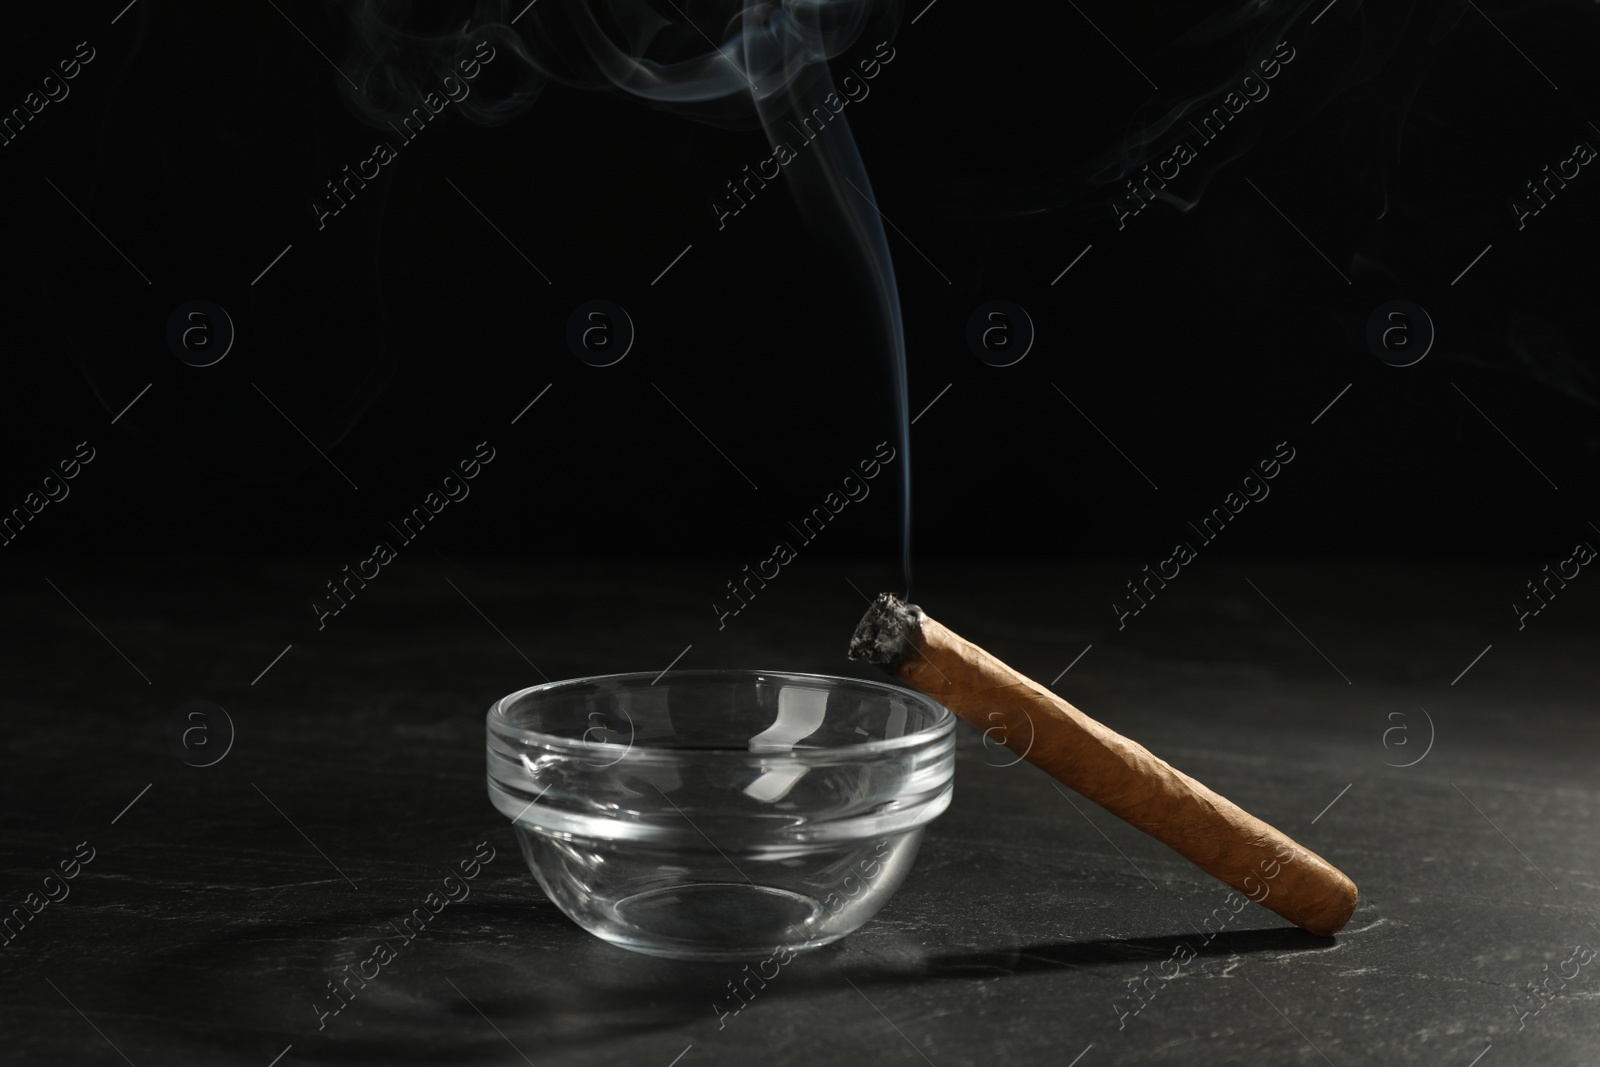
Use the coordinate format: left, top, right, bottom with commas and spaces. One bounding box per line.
846, 592, 925, 670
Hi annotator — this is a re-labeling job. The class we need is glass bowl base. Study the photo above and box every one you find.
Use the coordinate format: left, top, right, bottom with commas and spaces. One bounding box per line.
600, 882, 831, 961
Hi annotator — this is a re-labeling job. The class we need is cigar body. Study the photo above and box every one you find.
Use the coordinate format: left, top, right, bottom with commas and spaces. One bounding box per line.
851, 596, 1358, 936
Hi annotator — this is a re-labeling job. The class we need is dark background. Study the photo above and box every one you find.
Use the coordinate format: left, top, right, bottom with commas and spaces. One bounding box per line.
2, 0, 1595, 570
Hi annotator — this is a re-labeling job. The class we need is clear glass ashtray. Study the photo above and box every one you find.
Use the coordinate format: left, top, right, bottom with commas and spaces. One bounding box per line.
485, 670, 955, 961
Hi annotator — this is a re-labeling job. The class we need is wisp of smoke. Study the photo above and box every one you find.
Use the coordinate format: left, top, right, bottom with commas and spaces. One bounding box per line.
339, 0, 916, 593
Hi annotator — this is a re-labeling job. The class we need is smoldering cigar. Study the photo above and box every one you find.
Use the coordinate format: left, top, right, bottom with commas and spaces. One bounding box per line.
848, 592, 1359, 937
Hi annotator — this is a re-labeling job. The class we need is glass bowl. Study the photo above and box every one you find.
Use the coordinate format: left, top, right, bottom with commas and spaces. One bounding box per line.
485, 670, 954, 961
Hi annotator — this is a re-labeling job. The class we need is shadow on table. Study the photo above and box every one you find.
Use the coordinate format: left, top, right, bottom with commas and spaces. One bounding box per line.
898, 926, 1338, 979
140, 900, 1336, 1064
305, 925, 1335, 1062
137, 901, 731, 1065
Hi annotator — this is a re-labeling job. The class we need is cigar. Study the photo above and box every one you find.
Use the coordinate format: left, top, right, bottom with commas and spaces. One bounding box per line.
848, 593, 1358, 937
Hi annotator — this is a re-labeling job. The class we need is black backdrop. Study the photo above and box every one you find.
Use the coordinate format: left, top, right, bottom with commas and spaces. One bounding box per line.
2, 0, 1596, 568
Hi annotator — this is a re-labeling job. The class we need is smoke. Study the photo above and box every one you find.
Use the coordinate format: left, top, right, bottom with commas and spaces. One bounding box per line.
341, 1, 540, 126
334, 0, 1597, 576
900, 0, 1349, 226
339, 0, 914, 592
851, 0, 1599, 420
737, 8, 913, 595
341, 0, 883, 121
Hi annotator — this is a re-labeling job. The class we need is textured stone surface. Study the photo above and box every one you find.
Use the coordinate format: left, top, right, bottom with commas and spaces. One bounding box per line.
1, 555, 1595, 1065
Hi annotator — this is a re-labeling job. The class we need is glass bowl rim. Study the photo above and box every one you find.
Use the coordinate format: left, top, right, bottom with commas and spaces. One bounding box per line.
486, 668, 954, 761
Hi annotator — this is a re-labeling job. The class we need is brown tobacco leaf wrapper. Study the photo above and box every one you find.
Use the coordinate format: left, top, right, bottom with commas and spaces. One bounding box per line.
849, 593, 1358, 937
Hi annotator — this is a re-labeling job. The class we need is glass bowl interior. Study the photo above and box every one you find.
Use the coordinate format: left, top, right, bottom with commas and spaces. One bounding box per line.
488, 668, 953, 759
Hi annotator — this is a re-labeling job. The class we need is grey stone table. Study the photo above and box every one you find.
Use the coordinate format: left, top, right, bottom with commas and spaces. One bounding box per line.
1, 554, 1595, 1066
